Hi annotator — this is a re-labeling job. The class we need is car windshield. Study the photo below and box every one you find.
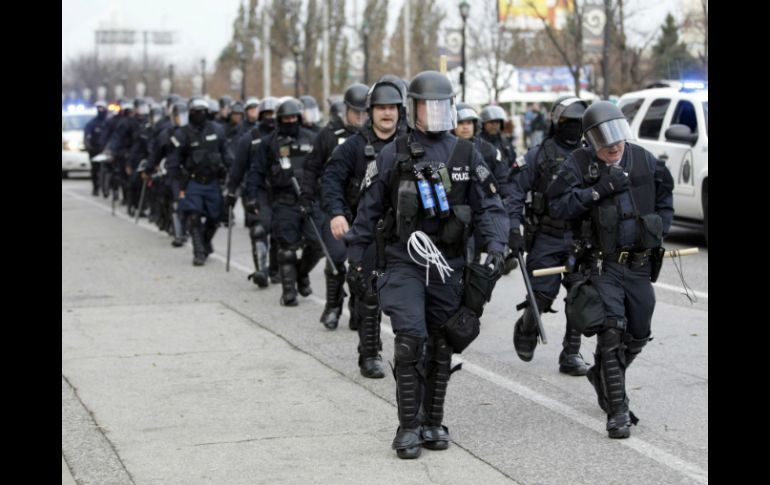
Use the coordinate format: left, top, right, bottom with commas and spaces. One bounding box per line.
62, 114, 92, 131
702, 102, 708, 137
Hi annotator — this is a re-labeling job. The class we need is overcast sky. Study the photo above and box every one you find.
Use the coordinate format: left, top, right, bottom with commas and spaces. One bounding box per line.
62, 0, 681, 71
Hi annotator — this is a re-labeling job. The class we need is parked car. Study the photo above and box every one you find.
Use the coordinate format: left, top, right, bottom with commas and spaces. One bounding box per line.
617, 81, 708, 244
62, 107, 96, 178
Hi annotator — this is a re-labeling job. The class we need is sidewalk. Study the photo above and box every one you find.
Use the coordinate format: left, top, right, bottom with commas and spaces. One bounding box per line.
62, 187, 516, 484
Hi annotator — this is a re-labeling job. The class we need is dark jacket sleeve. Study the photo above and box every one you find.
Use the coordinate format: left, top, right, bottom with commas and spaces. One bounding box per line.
469, 149, 509, 254
321, 137, 357, 219
547, 155, 596, 220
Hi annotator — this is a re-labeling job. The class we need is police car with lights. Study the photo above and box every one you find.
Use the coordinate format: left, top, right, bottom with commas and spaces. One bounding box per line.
617, 80, 708, 244
62, 105, 96, 178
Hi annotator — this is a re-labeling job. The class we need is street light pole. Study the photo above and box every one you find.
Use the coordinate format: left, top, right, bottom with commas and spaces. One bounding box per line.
459, 1, 470, 103
201, 58, 207, 95
240, 51, 247, 101
168, 64, 175, 94
362, 21, 370, 85
292, 42, 300, 98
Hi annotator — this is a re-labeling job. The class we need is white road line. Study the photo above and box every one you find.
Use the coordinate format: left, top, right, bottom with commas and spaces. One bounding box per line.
63, 187, 709, 484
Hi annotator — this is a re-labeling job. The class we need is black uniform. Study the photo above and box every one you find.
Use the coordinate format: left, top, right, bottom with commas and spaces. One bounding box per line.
322, 124, 399, 369
84, 110, 109, 195
245, 125, 321, 306
548, 142, 673, 438
166, 119, 233, 265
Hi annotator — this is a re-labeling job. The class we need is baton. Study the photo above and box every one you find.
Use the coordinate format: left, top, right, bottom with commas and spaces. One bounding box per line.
290, 177, 338, 276
135, 180, 147, 224
226, 205, 233, 272
517, 252, 547, 345
532, 247, 700, 277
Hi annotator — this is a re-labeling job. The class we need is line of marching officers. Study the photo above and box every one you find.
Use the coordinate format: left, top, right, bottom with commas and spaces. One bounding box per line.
84, 70, 673, 457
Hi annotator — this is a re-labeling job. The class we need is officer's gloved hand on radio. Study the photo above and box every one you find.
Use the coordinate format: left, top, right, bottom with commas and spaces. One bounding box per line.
594, 166, 629, 199
484, 251, 505, 279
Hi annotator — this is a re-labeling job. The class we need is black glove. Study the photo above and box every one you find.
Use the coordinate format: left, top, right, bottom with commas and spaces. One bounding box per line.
508, 228, 524, 255
244, 198, 259, 215
299, 195, 314, 216
224, 192, 237, 208
593, 166, 629, 199
483, 251, 505, 279
346, 260, 368, 297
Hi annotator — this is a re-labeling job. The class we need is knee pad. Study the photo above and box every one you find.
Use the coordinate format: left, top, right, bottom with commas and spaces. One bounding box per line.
249, 223, 267, 241
394, 334, 424, 364
277, 249, 297, 264
325, 260, 346, 277
625, 333, 651, 365
428, 337, 452, 364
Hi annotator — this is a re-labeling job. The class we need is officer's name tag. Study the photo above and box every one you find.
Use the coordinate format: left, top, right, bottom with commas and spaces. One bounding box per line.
300, 144, 313, 152
170, 136, 180, 147
191, 142, 199, 147
251, 139, 261, 145
205, 134, 217, 141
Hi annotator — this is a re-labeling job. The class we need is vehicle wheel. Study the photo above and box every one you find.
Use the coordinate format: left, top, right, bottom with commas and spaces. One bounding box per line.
62, 170, 68, 179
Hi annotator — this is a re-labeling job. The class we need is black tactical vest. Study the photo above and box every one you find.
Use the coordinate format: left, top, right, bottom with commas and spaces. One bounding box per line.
182, 123, 223, 178
266, 131, 314, 191
347, 127, 392, 211
530, 138, 571, 237
383, 135, 476, 258
573, 143, 657, 252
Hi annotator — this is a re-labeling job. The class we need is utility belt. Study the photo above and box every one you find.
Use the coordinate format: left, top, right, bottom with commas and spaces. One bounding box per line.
189, 172, 219, 184
600, 247, 652, 268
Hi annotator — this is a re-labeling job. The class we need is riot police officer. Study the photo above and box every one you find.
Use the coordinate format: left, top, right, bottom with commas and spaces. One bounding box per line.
236, 97, 261, 138
84, 101, 110, 196
300, 82, 368, 330
547, 101, 674, 439
216, 95, 234, 125
225, 101, 244, 145
245, 98, 321, 306
453, 103, 521, 272
511, 96, 590, 375
321, 79, 404, 378
345, 71, 508, 458
480, 105, 517, 169
167, 98, 233, 266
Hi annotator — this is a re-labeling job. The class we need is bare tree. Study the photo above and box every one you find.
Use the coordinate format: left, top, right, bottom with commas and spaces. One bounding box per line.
386, 0, 445, 78
362, 0, 390, 82
469, 0, 517, 102
528, 0, 588, 96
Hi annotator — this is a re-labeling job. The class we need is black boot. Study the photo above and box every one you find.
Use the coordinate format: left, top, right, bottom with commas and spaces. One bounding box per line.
357, 294, 384, 378
391, 334, 425, 459
247, 225, 269, 288
202, 222, 217, 256
320, 263, 346, 329
422, 336, 453, 450
347, 292, 360, 330
268, 237, 280, 284
513, 293, 551, 362
593, 327, 634, 439
559, 326, 588, 376
297, 245, 321, 297
188, 215, 206, 266
277, 249, 298, 306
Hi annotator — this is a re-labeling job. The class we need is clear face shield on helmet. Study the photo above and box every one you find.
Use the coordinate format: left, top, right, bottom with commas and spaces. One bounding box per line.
408, 98, 457, 133
136, 103, 150, 116
174, 110, 189, 127
303, 107, 321, 124
584, 118, 634, 150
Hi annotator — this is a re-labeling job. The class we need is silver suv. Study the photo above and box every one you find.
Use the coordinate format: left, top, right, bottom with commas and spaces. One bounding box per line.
618, 82, 708, 244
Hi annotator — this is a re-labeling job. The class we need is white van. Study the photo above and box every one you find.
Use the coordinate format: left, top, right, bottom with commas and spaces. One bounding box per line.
617, 82, 708, 244
62, 107, 96, 178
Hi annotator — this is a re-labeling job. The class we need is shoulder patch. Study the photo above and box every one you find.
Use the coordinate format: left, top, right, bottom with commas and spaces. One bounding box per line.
475, 164, 490, 182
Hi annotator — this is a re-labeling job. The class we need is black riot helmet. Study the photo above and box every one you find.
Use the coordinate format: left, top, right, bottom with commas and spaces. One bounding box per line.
229, 101, 244, 116
366, 81, 403, 111
455, 102, 480, 134
549, 95, 588, 146
299, 95, 321, 124
219, 95, 233, 110
150, 103, 164, 125
275, 98, 303, 136
377, 74, 407, 107
171, 101, 189, 127
188, 97, 209, 126
479, 105, 507, 132
165, 94, 181, 115
406, 70, 456, 132
344, 83, 369, 112
257, 96, 279, 119
329, 100, 346, 125
582, 101, 634, 150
